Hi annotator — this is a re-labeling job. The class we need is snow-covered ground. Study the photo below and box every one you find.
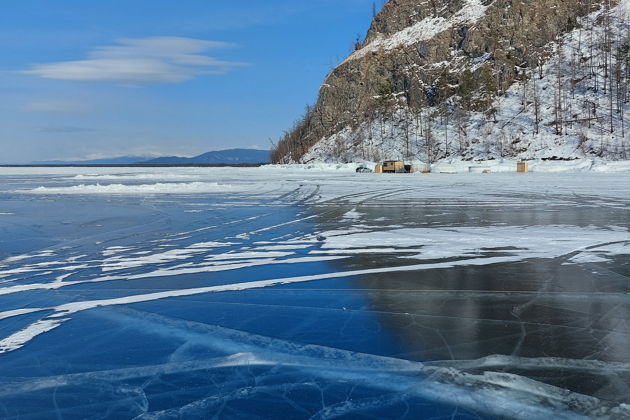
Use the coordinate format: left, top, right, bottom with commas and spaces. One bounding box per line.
0, 166, 629, 419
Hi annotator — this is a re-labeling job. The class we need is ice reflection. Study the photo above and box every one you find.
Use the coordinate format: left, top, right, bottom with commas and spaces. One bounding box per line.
312, 192, 630, 409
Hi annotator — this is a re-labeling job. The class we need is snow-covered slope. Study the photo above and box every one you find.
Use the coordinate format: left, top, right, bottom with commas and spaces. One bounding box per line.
303, 2, 630, 163
275, 0, 629, 164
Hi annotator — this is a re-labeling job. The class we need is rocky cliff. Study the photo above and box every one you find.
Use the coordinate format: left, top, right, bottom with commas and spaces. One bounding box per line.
273, 0, 629, 163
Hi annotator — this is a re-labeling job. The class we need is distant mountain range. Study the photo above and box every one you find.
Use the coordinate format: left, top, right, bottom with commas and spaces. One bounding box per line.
141, 149, 270, 165
28, 149, 271, 166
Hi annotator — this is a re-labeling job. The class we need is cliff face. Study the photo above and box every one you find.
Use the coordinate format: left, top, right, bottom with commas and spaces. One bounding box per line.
273, 0, 628, 163
330, 0, 590, 110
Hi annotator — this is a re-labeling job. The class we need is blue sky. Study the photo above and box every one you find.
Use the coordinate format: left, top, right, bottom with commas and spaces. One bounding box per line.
0, 0, 377, 163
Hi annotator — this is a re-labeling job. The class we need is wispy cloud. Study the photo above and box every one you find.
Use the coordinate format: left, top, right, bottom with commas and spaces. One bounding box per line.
22, 37, 246, 84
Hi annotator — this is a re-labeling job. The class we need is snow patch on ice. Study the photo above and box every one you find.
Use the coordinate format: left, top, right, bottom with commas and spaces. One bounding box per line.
18, 182, 238, 195
318, 225, 630, 264
253, 244, 312, 251
0, 308, 46, 321
206, 251, 295, 261
186, 241, 237, 249
1, 250, 56, 265
0, 318, 67, 353
569, 242, 630, 264
343, 208, 363, 220
568, 253, 612, 264
70, 173, 201, 181
0, 252, 348, 298
101, 248, 206, 271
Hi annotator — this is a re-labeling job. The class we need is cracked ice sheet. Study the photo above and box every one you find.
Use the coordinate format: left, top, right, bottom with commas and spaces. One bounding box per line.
1, 167, 630, 419
0, 253, 531, 353
1, 310, 629, 419
0, 254, 349, 298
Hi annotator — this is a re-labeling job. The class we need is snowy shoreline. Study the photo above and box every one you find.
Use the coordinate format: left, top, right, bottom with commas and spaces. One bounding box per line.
268, 158, 630, 173
1, 159, 628, 196
1, 158, 630, 177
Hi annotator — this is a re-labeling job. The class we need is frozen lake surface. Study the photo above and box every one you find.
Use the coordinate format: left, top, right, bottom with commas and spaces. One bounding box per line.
0, 166, 629, 419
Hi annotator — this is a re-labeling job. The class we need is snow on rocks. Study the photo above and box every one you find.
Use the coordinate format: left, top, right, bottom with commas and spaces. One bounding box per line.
345, 0, 490, 63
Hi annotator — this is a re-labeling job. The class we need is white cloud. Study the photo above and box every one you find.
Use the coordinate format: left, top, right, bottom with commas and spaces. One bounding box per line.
23, 37, 246, 84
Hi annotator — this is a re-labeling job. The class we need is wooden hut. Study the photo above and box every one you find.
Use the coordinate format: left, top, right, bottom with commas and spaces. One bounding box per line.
382, 160, 405, 173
